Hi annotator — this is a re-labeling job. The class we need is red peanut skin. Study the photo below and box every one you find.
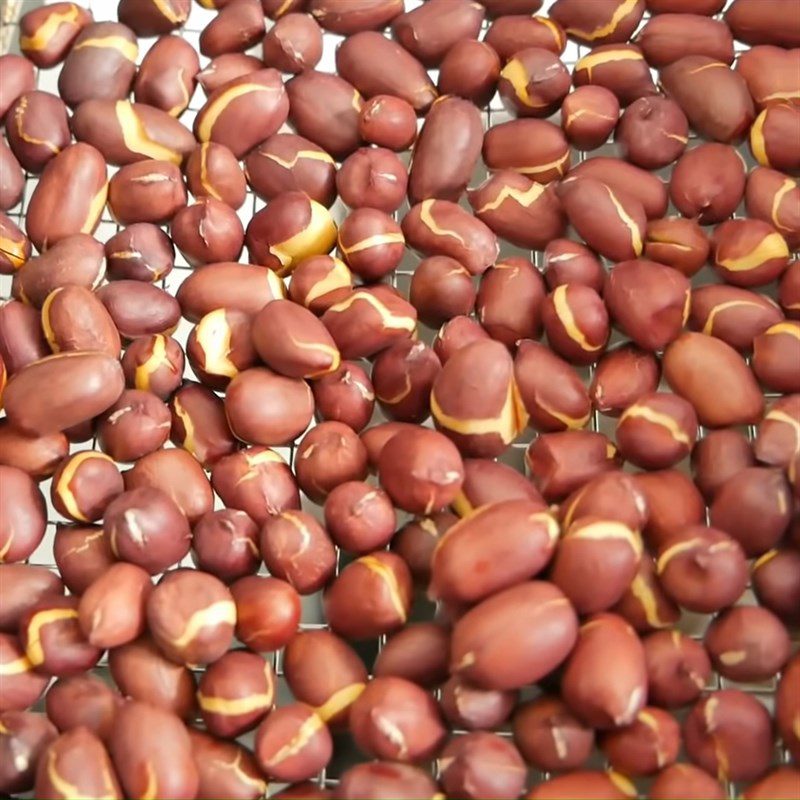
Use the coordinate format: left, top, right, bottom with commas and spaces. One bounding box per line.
561, 613, 648, 729
402, 200, 498, 277
309, 0, 404, 35
430, 501, 558, 604
485, 15, 565, 61
550, 0, 645, 45
287, 71, 363, 160
570, 157, 668, 220
725, 0, 800, 48
391, 0, 485, 67
636, 13, 734, 66
409, 96, 482, 205
660, 55, 755, 143
336, 31, 437, 113
557, 177, 645, 263
663, 332, 765, 427
450, 581, 579, 691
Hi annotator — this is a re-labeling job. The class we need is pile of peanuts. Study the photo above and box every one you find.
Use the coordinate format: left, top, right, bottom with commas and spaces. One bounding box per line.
0, 0, 798, 797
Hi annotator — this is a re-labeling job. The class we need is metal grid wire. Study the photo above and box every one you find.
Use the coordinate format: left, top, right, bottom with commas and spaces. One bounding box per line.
0, 0, 796, 796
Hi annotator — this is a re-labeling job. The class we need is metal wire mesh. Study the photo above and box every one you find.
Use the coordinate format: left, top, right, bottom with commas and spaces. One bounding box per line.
0, 0, 796, 797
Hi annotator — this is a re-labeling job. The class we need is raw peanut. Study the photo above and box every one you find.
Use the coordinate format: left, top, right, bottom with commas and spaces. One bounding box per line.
194, 69, 289, 159
644, 217, 709, 277
336, 31, 437, 113
437, 40, 501, 108
550, 0, 645, 45
246, 191, 337, 277
6, 91, 71, 174
557, 176, 645, 263
663, 332, 764, 427
468, 173, 565, 251
712, 218, 790, 287
289, 255, 353, 314
483, 119, 571, 183
752, 321, 800, 393
118, 0, 189, 35
197, 53, 262, 96
529, 771, 637, 800
391, 0, 485, 66
486, 16, 565, 62
453, 458, 546, 519
58, 22, 138, 107
689, 284, 784, 351
408, 96, 482, 204
615, 392, 698, 470
749, 102, 800, 174
372, 339, 440, 423
41, 285, 120, 358
309, 0, 404, 34
498, 47, 570, 117
736, 45, 800, 110
199, 0, 264, 57
670, 142, 746, 224
246, 133, 337, 209
541, 283, 610, 365
402, 200, 498, 276
176, 263, 285, 323
450, 581, 578, 691
18, 3, 93, 67
337, 208, 405, 281
252, 299, 341, 379
591, 345, 661, 417
287, 71, 363, 160
4, 352, 124, 435
0, 213, 31, 275
570, 157, 668, 220
617, 96, 688, 169
561, 613, 647, 729
262, 13, 323, 74
660, 55, 755, 143
573, 44, 657, 106
560, 86, 619, 150
12, 233, 105, 308
475, 258, 546, 348
636, 13, 734, 66
107, 160, 187, 225
337, 148, 407, 213
745, 167, 800, 249
526, 430, 620, 502
550, 518, 643, 614
321, 285, 417, 360
604, 259, 691, 351
430, 502, 559, 604
133, 35, 199, 117
542, 239, 604, 292
24, 143, 107, 251
431, 339, 528, 458
725, 0, 800, 47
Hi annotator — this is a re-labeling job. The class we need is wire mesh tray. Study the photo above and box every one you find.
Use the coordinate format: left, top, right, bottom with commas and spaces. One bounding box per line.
0, 0, 796, 797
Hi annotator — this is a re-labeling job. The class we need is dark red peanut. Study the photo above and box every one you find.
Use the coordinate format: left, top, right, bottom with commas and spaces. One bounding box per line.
133, 35, 199, 117
573, 44, 657, 106
660, 55, 755, 143
663, 332, 764, 427
195, 69, 289, 159
560, 86, 620, 150
336, 31, 437, 113
246, 133, 337, 209
18, 3, 93, 68
391, 0, 484, 66
262, 13, 323, 73
550, 0, 645, 45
